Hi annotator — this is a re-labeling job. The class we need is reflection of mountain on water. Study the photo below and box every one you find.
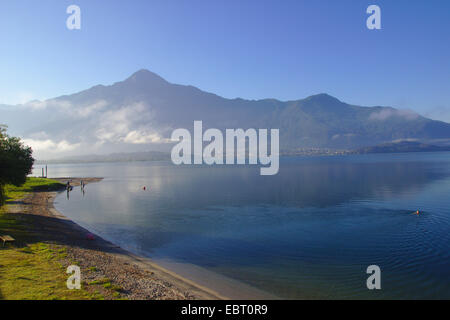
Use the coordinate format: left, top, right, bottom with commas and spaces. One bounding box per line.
166, 158, 449, 209
272, 160, 447, 207
49, 155, 450, 215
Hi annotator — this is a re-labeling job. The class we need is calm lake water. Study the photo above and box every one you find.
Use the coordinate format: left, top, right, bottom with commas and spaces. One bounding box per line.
35, 153, 450, 299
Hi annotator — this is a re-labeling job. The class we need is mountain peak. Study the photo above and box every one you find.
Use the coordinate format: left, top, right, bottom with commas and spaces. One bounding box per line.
305, 93, 341, 104
125, 69, 168, 84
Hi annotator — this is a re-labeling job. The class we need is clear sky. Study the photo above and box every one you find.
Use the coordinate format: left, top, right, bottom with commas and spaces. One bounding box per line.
1, 0, 449, 120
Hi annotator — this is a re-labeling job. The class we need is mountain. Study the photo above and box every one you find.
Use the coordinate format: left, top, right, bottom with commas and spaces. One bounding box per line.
1, 69, 450, 159
35, 151, 170, 164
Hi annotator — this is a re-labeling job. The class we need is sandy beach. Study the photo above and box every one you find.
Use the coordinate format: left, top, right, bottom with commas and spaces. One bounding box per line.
6, 177, 228, 300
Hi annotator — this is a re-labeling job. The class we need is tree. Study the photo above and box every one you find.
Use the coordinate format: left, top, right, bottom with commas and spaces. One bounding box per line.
0, 126, 34, 205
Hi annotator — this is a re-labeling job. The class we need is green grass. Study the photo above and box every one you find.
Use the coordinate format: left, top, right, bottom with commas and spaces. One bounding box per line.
88, 278, 123, 298
88, 278, 110, 285
0, 177, 107, 300
0, 243, 102, 300
3, 177, 65, 203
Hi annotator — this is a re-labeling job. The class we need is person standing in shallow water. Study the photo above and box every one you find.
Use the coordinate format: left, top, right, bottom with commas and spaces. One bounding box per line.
66, 181, 70, 199
80, 180, 86, 196
66, 180, 73, 199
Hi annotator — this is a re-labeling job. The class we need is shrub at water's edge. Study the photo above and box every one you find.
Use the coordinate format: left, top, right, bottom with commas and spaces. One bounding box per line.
0, 125, 34, 205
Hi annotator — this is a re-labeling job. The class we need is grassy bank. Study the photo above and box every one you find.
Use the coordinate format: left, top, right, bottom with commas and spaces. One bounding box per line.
2, 177, 65, 202
0, 178, 110, 300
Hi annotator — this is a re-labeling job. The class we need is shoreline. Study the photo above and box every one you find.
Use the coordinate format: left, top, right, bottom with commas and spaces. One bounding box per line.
21, 177, 275, 300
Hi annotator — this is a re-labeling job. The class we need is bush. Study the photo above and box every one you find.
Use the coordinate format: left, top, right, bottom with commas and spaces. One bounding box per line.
0, 126, 34, 204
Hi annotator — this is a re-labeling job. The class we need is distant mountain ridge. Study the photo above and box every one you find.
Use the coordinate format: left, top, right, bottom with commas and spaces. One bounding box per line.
36, 151, 170, 164
2, 69, 450, 159
354, 141, 450, 154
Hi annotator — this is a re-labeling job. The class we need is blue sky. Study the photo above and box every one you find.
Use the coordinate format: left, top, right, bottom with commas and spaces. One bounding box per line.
1, 0, 449, 120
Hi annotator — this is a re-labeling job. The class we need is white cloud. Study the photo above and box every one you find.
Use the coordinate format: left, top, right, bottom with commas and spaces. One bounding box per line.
332, 133, 356, 140
18, 100, 172, 159
22, 138, 80, 153
24, 99, 73, 110
95, 102, 163, 144
122, 130, 169, 144
17, 92, 39, 104
71, 100, 108, 118
391, 138, 418, 143
369, 109, 419, 121
23, 100, 47, 109
23, 99, 107, 119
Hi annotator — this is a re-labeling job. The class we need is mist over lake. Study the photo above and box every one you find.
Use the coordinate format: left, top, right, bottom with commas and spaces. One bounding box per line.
37, 153, 450, 299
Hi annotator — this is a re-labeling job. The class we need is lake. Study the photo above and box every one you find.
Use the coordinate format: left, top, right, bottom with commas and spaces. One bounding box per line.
34, 152, 450, 299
